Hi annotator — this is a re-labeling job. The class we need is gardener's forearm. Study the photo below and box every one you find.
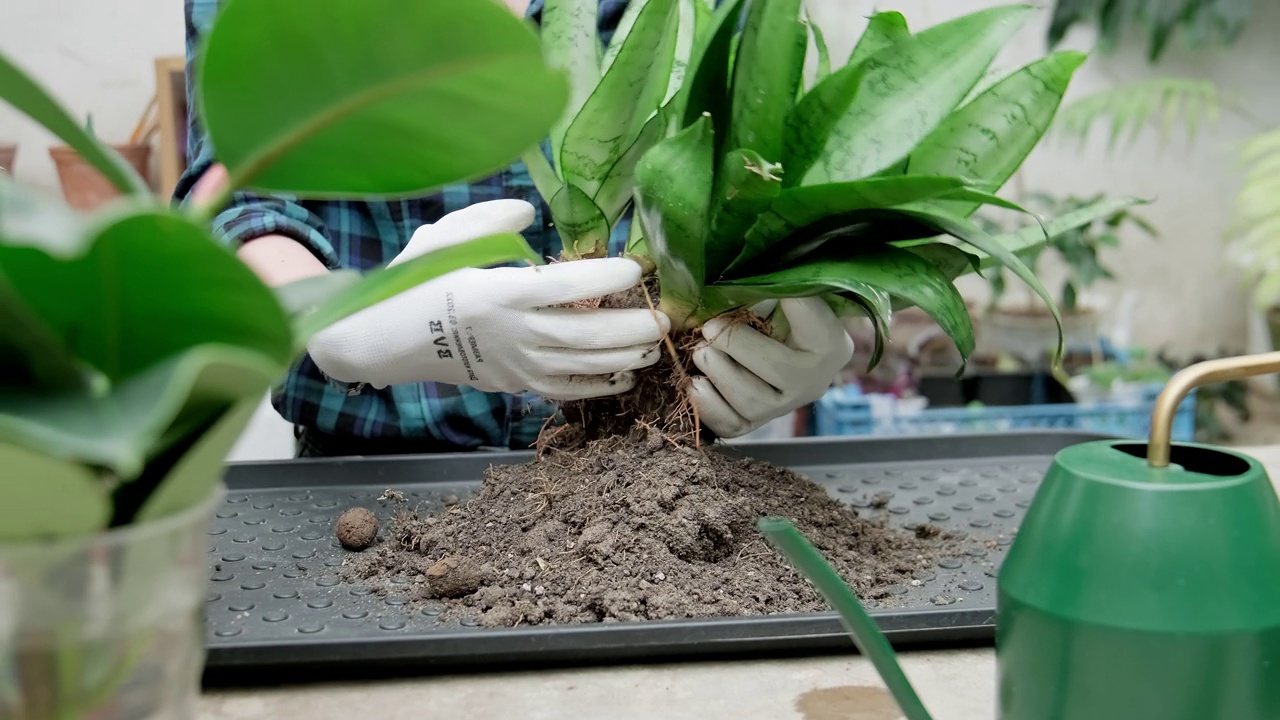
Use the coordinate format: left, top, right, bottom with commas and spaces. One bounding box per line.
237, 234, 331, 287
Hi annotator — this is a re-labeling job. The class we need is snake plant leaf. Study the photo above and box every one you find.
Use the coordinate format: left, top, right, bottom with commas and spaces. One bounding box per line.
601, 0, 648, 73
718, 244, 975, 360
797, 4, 1035, 187
595, 109, 667, 225
290, 232, 542, 343
521, 145, 564, 202
0, 52, 151, 197
196, 0, 567, 197
781, 61, 870, 188
908, 50, 1088, 217
728, 175, 990, 270
708, 149, 784, 279
0, 344, 280, 481
542, 0, 601, 168
826, 289, 892, 369
847, 11, 910, 68
726, 0, 805, 163
0, 443, 113, 541
904, 242, 982, 281
550, 185, 611, 258
808, 18, 832, 87
664, 0, 700, 108
0, 207, 294, 383
679, 0, 747, 132
897, 205, 1061, 361
635, 115, 716, 324
561, 0, 678, 194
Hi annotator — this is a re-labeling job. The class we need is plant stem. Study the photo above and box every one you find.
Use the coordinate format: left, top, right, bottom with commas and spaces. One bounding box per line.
757, 517, 935, 720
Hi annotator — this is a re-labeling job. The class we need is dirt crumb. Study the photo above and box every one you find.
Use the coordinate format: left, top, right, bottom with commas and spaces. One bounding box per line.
343, 427, 952, 627
335, 507, 378, 550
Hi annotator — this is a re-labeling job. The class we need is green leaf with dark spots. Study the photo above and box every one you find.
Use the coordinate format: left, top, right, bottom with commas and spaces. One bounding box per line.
847, 11, 910, 68
551, 184, 611, 258
726, 0, 805, 163
904, 242, 982, 280
542, 0, 601, 168
809, 19, 832, 87
679, 0, 747, 131
782, 61, 871, 187
635, 115, 716, 320
798, 5, 1035, 186
718, 244, 975, 361
895, 206, 1061, 363
595, 105, 667, 225
561, 0, 679, 194
708, 148, 783, 279
907, 50, 1088, 217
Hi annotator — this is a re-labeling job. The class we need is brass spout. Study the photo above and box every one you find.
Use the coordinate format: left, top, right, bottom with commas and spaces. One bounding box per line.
1148, 351, 1280, 468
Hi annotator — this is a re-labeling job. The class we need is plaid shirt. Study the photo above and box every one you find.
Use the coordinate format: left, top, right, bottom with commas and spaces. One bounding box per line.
176, 0, 632, 450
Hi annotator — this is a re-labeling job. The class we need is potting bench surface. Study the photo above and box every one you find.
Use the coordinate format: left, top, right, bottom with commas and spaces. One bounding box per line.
198, 443, 1280, 720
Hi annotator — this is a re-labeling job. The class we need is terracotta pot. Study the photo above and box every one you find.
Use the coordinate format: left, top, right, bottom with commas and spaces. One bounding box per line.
0, 143, 15, 175
49, 143, 151, 211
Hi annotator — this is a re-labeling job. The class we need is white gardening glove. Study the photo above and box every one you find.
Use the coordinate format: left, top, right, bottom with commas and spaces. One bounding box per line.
689, 297, 854, 438
306, 199, 670, 400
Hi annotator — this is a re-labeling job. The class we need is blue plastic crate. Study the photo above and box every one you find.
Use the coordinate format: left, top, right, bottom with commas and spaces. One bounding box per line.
814, 383, 1196, 441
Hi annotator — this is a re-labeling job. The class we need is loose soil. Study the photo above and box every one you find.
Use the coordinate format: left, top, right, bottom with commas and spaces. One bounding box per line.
340, 275, 957, 627
342, 426, 953, 627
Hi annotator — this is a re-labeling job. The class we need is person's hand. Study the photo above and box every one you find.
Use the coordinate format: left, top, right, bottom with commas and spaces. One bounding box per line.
689, 297, 854, 438
306, 199, 670, 400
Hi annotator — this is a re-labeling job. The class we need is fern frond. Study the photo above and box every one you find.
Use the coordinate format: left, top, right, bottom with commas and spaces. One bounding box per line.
1229, 127, 1280, 308
1051, 77, 1228, 152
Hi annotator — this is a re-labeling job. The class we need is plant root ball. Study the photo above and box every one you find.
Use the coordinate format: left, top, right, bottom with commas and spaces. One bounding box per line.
335, 507, 379, 550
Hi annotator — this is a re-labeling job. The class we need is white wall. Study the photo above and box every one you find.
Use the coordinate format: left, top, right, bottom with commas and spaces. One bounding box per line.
3, 0, 1276, 458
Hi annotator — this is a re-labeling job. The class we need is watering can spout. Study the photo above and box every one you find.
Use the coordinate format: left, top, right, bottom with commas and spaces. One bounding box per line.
998, 351, 1280, 720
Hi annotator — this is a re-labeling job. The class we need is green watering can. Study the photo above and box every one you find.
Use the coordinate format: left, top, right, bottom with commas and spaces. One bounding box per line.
761, 352, 1280, 720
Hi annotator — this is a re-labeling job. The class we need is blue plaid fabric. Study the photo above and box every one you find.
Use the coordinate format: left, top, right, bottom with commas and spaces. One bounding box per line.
176, 0, 633, 451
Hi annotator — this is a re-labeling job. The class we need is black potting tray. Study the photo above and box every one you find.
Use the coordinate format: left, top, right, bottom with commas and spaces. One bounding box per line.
201, 431, 1103, 685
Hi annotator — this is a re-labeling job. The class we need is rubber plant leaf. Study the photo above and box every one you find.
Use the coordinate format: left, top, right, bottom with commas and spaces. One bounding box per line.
0, 344, 281, 481
288, 232, 542, 344
0, 52, 151, 197
542, 0, 601, 169
794, 4, 1035, 187
907, 50, 1088, 217
726, 0, 806, 163
196, 0, 568, 197
0, 443, 112, 541
846, 11, 910, 68
560, 0, 679, 195
634, 114, 716, 327
717, 243, 975, 361
0, 207, 294, 383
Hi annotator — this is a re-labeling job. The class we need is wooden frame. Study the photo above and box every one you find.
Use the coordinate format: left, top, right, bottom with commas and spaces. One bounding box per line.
154, 56, 188, 197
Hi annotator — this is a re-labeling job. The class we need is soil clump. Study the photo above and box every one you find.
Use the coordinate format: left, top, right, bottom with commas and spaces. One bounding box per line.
343, 426, 951, 627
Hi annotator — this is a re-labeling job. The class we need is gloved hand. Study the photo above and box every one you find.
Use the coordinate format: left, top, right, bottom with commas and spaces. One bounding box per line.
689, 297, 854, 438
306, 199, 670, 400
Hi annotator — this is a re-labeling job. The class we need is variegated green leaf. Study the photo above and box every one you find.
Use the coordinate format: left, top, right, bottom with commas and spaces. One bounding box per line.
793, 5, 1035, 187
595, 109, 667, 225
809, 18, 832, 88
550, 184, 611, 257
664, 0, 700, 107
635, 115, 716, 326
561, 0, 678, 194
726, 0, 805, 163
846, 11, 909, 68
542, 0, 600, 167
678, 0, 747, 133
718, 244, 975, 361
908, 50, 1087, 217
708, 148, 783, 279
602, 0, 647, 73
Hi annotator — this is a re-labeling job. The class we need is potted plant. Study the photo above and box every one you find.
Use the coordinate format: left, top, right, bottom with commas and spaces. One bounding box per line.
976, 191, 1157, 365
0, 0, 567, 716
335, 0, 1148, 625
46, 114, 153, 211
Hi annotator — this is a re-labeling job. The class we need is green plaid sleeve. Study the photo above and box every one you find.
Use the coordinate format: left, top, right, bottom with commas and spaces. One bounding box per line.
174, 0, 339, 269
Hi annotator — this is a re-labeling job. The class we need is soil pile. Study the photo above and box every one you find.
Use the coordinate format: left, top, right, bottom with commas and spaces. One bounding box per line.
343, 426, 948, 627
